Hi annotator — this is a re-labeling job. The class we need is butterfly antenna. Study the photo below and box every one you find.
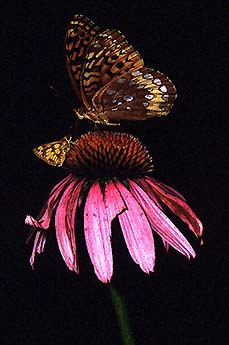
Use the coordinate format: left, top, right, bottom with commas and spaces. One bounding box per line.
49, 85, 64, 98
49, 85, 76, 109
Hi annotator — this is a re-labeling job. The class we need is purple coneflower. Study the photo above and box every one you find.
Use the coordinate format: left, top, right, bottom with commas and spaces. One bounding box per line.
26, 131, 203, 283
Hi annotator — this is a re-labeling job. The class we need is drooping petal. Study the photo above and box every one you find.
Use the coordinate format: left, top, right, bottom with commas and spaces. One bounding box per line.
115, 180, 155, 274
25, 215, 47, 267
26, 174, 74, 231
162, 239, 170, 253
55, 179, 85, 273
145, 176, 187, 201
25, 175, 76, 268
39, 174, 75, 229
84, 181, 114, 283
129, 179, 196, 259
25, 215, 42, 228
29, 231, 47, 268
142, 177, 203, 237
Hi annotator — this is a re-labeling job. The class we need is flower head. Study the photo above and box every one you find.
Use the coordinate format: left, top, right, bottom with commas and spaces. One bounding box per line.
26, 131, 203, 283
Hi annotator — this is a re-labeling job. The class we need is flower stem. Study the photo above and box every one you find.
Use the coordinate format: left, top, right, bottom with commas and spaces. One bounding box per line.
110, 284, 135, 345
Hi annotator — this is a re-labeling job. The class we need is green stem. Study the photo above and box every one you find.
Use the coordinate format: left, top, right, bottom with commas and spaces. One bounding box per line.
110, 284, 135, 345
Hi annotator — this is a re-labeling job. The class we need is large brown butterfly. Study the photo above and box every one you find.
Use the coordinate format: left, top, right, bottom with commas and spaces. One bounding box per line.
65, 14, 177, 125
33, 136, 72, 167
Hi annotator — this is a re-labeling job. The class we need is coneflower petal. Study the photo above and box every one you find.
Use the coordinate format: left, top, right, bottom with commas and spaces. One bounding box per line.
29, 231, 47, 268
25, 215, 42, 228
144, 177, 187, 201
115, 181, 155, 274
84, 182, 113, 283
55, 179, 84, 273
40, 174, 74, 229
103, 180, 127, 220
162, 239, 170, 253
129, 180, 196, 259
143, 177, 203, 237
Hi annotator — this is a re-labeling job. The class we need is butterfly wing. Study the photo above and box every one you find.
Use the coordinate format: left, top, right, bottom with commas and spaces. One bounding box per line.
92, 67, 177, 122
33, 136, 72, 167
80, 29, 144, 110
65, 14, 100, 101
65, 14, 176, 124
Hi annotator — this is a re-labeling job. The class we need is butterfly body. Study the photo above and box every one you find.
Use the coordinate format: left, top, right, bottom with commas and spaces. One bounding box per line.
65, 14, 177, 125
33, 136, 72, 167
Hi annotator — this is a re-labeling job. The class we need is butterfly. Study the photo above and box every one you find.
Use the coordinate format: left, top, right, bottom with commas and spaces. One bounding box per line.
33, 136, 72, 167
65, 14, 177, 125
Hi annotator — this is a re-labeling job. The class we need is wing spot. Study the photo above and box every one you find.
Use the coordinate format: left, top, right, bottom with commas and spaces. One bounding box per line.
145, 94, 154, 100
159, 85, 168, 93
153, 78, 162, 85
117, 78, 126, 84
144, 73, 154, 79
123, 95, 134, 102
106, 89, 116, 95
131, 70, 142, 77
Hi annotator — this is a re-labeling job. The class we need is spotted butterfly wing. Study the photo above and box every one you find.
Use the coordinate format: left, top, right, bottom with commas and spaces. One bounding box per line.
65, 14, 176, 124
33, 136, 72, 167
65, 14, 100, 100
92, 67, 177, 121
81, 29, 144, 109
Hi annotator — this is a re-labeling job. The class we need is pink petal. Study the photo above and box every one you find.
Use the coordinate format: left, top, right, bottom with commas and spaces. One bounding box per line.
114, 181, 155, 274
29, 231, 47, 268
25, 215, 42, 228
40, 174, 74, 229
145, 177, 187, 201
162, 239, 170, 253
128, 180, 196, 259
25, 175, 76, 269
26, 174, 74, 230
143, 177, 203, 237
103, 180, 127, 220
25, 215, 47, 268
55, 179, 85, 273
84, 182, 114, 283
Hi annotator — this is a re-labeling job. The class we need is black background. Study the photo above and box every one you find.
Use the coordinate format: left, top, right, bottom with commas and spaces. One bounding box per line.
2, 1, 228, 344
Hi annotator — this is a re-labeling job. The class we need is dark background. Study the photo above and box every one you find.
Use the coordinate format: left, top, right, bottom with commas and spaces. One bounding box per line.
2, 1, 227, 344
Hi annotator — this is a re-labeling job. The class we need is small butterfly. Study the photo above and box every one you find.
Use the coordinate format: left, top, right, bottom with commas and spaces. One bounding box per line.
65, 14, 177, 125
33, 136, 72, 167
